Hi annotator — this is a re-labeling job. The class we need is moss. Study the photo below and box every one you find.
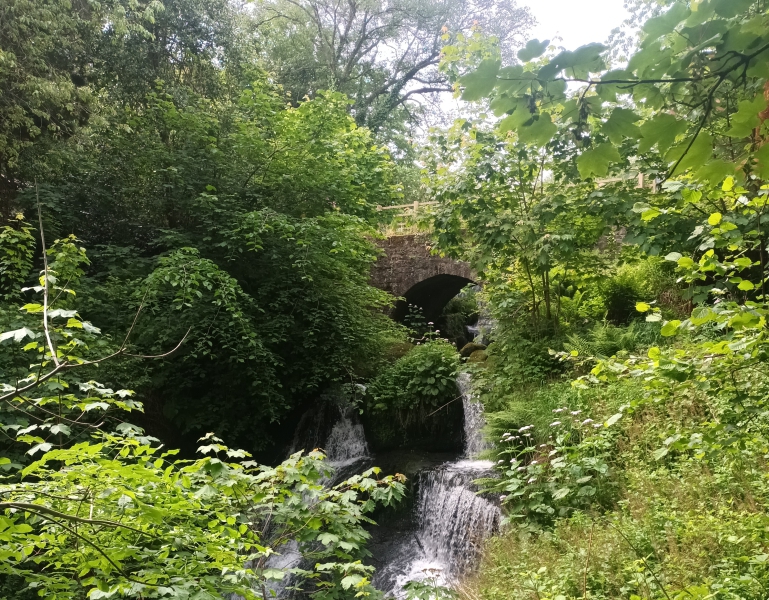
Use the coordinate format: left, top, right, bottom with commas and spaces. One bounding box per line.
467, 349, 488, 363
460, 342, 487, 357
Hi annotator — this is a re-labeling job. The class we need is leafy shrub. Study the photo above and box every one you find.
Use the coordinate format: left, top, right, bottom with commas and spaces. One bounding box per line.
368, 340, 460, 413
599, 258, 678, 324
481, 422, 619, 525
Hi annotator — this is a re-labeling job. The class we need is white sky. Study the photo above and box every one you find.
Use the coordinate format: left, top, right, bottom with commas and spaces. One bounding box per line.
523, 0, 630, 49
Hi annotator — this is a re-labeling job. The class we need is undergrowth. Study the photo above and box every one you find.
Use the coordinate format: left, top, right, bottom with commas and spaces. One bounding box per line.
467, 370, 769, 600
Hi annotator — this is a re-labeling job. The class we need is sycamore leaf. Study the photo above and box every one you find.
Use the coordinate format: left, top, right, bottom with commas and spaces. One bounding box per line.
460, 59, 501, 101
576, 143, 621, 178
667, 133, 714, 175
601, 108, 642, 144
642, 3, 689, 42
341, 575, 364, 590
638, 114, 688, 154
517, 112, 557, 147
694, 159, 736, 186
0, 328, 36, 343
517, 39, 549, 62
726, 95, 766, 138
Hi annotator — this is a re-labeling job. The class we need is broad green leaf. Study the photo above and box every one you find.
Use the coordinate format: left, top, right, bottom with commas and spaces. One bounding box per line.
605, 412, 623, 427
489, 95, 517, 117
666, 132, 714, 175
638, 114, 688, 154
460, 59, 501, 102
636, 302, 651, 313
576, 143, 621, 179
725, 95, 766, 138
754, 144, 769, 180
665, 252, 682, 262
660, 320, 681, 336
517, 39, 549, 62
738, 280, 755, 291
642, 3, 689, 42
708, 212, 722, 226
517, 112, 557, 147
601, 108, 641, 144
694, 159, 736, 186
690, 306, 714, 325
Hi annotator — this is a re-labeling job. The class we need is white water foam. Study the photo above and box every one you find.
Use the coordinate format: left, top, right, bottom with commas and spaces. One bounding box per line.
457, 372, 491, 459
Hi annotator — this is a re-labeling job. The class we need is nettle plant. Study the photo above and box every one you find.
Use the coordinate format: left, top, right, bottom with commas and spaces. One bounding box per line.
0, 233, 406, 599
480, 409, 619, 526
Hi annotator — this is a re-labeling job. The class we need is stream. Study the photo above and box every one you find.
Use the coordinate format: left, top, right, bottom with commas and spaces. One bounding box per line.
289, 374, 501, 596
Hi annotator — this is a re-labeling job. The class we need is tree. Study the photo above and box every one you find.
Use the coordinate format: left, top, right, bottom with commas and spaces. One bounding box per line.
251, 0, 534, 142
0, 232, 405, 599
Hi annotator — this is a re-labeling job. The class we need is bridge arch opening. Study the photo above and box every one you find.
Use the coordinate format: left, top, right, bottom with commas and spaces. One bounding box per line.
392, 274, 476, 324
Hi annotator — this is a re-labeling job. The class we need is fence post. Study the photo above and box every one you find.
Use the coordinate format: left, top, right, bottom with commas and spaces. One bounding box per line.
413, 200, 419, 215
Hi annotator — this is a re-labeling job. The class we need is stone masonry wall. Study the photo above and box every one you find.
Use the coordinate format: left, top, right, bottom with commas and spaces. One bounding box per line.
369, 234, 475, 298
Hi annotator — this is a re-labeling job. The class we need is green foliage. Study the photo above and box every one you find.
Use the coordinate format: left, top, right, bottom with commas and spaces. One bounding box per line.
0, 241, 406, 600
368, 340, 460, 413
403, 576, 457, 600
252, 0, 533, 146
439, 286, 479, 346
426, 2, 769, 599
564, 321, 662, 359
0, 218, 35, 300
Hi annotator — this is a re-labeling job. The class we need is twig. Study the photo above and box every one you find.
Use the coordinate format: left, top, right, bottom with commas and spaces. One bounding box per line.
36, 182, 59, 367
0, 502, 153, 537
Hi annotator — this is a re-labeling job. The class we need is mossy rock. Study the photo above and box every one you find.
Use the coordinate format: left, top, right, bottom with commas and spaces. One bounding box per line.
460, 342, 487, 357
467, 349, 488, 363
383, 341, 415, 362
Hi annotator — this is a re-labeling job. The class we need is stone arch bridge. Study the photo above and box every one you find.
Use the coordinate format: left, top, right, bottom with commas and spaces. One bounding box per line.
370, 234, 476, 322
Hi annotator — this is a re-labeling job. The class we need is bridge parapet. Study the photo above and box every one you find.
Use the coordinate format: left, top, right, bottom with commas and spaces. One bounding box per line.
370, 234, 476, 321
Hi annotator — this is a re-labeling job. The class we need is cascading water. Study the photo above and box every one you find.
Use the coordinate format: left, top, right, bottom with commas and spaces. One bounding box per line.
289, 390, 370, 480
264, 376, 499, 598
255, 392, 371, 599
325, 413, 370, 466
457, 372, 491, 459
372, 373, 500, 596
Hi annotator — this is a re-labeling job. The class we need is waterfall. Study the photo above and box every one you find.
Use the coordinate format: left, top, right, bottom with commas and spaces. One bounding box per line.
265, 377, 498, 598
290, 390, 370, 472
373, 373, 500, 596
325, 414, 369, 466
457, 372, 490, 459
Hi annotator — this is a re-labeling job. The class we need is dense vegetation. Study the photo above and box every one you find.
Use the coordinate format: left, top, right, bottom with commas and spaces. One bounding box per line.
429, 0, 769, 598
4, 0, 769, 597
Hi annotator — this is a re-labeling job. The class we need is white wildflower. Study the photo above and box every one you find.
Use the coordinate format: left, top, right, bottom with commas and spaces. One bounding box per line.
550, 421, 562, 427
